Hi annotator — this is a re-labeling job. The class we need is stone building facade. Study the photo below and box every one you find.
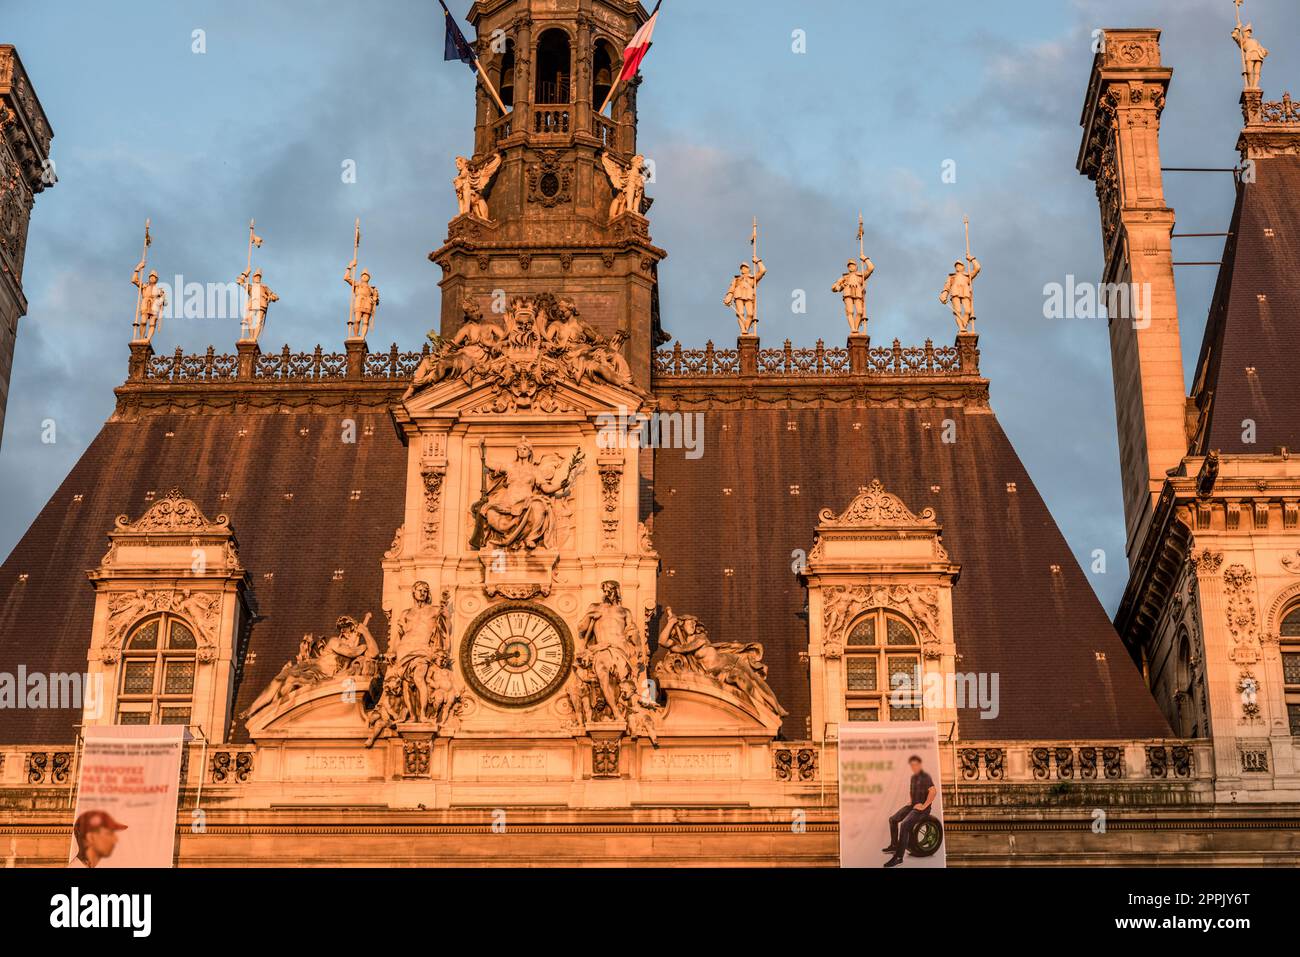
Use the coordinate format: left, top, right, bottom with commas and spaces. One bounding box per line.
0, 45, 55, 448
0, 11, 1297, 865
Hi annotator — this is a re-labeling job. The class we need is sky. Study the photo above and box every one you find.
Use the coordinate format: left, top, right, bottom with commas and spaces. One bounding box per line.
1, 0, 1296, 613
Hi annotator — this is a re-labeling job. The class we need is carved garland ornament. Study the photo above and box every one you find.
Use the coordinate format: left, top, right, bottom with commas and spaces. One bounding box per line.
821, 583, 943, 660
1223, 563, 1261, 664
101, 589, 221, 664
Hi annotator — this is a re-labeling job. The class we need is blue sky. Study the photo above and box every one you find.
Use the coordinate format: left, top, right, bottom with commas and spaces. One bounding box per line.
2, 0, 1296, 612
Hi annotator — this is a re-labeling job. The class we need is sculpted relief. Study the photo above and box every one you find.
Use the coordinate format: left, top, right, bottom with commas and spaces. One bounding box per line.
410, 294, 637, 411
655, 608, 787, 724
470, 438, 584, 553
242, 614, 381, 720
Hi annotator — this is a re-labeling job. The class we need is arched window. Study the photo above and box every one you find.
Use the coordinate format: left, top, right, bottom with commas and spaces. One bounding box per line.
536, 29, 571, 104
844, 609, 922, 722
497, 39, 516, 110
116, 615, 197, 726
592, 38, 615, 107
1282, 606, 1300, 735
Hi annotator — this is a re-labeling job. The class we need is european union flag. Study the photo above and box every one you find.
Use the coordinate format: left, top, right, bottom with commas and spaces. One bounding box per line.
440, 1, 476, 67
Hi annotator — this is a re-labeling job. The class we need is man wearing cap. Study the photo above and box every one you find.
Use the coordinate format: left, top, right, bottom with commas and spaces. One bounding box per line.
69, 810, 127, 868
882, 754, 936, 868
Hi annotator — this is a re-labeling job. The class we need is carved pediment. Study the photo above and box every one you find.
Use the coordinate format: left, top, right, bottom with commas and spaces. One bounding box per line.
114, 488, 230, 537
818, 478, 935, 529
403, 294, 647, 418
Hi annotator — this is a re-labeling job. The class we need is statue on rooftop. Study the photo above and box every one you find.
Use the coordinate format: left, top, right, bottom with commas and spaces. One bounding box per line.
344, 219, 379, 339
454, 153, 502, 221
1232, 2, 1269, 91
130, 219, 166, 343
656, 607, 787, 721
833, 215, 874, 335
939, 216, 980, 334
241, 612, 380, 720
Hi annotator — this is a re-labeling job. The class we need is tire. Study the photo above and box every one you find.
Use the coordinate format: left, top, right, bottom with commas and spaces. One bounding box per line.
907, 814, 944, 857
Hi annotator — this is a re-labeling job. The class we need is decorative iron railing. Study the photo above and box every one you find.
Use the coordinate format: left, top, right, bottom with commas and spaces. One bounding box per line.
1260, 92, 1300, 124
654, 338, 965, 377
136, 344, 429, 383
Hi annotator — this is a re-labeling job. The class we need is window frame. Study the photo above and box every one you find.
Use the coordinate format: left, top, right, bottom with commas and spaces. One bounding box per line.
1282, 606, 1300, 736
114, 613, 198, 727
843, 608, 923, 723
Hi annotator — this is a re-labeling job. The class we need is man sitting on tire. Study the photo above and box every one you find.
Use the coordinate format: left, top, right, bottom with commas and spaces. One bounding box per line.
883, 755, 937, 867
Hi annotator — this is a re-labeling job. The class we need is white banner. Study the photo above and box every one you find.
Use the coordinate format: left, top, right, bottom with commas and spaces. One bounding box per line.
68, 725, 186, 868
838, 723, 946, 868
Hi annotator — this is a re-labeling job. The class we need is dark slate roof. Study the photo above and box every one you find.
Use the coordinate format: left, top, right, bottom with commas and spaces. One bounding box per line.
1192, 155, 1300, 454
653, 403, 1172, 740
0, 409, 405, 743
0, 379, 1171, 744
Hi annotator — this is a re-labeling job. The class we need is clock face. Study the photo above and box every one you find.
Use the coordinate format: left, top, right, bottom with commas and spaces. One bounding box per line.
460, 603, 574, 707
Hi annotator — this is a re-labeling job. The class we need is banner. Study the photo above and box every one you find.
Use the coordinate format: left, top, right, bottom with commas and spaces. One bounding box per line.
839, 723, 946, 868
67, 725, 186, 868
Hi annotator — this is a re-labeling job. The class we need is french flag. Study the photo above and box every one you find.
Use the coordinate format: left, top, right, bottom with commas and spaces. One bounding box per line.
619, 1, 662, 84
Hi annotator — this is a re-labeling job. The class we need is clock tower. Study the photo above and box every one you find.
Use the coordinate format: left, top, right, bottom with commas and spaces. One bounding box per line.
429, 0, 666, 388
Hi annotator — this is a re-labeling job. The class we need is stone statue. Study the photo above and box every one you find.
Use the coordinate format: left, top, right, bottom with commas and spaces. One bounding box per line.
600, 150, 648, 220
131, 262, 167, 343
470, 437, 585, 551
657, 607, 787, 720
724, 257, 766, 335
831, 256, 874, 334
414, 298, 504, 387
1232, 21, 1268, 90
364, 671, 409, 747
454, 153, 502, 221
939, 257, 980, 333
236, 267, 278, 343
242, 612, 379, 720
574, 581, 646, 723
388, 582, 451, 721
344, 260, 379, 340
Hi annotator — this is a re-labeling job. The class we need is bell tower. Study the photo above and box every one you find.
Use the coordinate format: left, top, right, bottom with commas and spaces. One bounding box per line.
430, 0, 665, 388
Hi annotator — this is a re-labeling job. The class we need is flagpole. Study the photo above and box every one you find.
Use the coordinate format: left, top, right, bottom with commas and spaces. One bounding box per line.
474, 58, 509, 115
599, 0, 661, 115
439, 0, 509, 116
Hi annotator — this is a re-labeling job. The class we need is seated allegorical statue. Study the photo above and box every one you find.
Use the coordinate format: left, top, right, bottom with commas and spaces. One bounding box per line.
242, 613, 379, 719
656, 607, 787, 720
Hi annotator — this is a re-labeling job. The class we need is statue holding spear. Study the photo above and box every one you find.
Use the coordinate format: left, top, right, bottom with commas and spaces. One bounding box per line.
344, 218, 379, 340
237, 219, 278, 343
939, 216, 980, 334
130, 218, 167, 344
1231, 0, 1268, 91
831, 213, 875, 335
724, 217, 766, 336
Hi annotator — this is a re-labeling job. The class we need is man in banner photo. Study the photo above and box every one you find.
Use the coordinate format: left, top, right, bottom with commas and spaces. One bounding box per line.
68, 725, 187, 868
838, 723, 946, 869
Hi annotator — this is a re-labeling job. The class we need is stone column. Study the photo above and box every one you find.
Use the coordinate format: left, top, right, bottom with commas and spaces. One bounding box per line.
738, 335, 758, 377
847, 334, 869, 375
345, 337, 368, 380
236, 340, 260, 380
127, 341, 154, 381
